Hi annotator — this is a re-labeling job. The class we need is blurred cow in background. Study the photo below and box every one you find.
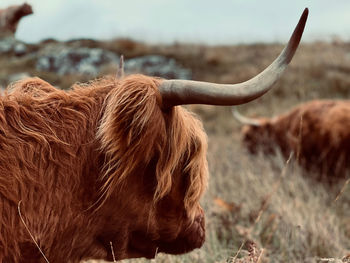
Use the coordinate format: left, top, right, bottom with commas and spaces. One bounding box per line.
0, 3, 33, 36
234, 99, 350, 181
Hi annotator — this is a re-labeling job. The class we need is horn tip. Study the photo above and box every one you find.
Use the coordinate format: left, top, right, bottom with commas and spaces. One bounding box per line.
283, 7, 309, 64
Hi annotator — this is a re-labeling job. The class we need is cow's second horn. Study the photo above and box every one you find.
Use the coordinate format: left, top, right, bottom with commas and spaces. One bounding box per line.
232, 108, 261, 126
159, 8, 308, 108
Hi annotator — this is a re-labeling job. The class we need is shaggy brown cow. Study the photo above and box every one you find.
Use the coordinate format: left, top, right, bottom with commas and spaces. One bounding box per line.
0, 9, 307, 263
0, 3, 33, 36
234, 100, 350, 181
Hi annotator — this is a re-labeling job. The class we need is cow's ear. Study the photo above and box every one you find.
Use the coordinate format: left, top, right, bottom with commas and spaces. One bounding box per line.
97, 75, 166, 201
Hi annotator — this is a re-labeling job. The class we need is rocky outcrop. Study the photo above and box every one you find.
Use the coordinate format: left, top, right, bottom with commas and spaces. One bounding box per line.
35, 46, 192, 79
124, 55, 191, 79
0, 36, 27, 55
36, 46, 120, 76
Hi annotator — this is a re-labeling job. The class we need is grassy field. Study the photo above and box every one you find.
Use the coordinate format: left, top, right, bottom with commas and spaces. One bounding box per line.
1, 38, 350, 262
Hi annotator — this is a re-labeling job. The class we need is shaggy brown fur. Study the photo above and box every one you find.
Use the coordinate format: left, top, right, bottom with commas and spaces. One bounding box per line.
0, 75, 208, 262
241, 100, 350, 181
0, 3, 33, 36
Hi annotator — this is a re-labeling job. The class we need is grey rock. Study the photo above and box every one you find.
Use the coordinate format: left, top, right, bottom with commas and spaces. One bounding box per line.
0, 36, 27, 55
36, 46, 120, 76
125, 55, 191, 79
0, 37, 15, 53
13, 42, 27, 56
35, 45, 191, 79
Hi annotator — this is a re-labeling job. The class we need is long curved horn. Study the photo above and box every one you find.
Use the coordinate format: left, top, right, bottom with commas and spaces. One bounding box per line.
159, 8, 308, 108
232, 108, 261, 126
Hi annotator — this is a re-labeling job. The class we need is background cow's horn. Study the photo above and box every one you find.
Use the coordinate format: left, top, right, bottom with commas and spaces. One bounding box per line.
232, 108, 261, 126
159, 8, 308, 109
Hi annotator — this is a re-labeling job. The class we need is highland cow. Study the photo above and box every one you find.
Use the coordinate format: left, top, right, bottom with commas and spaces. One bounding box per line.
0, 3, 33, 36
0, 9, 307, 263
234, 99, 350, 181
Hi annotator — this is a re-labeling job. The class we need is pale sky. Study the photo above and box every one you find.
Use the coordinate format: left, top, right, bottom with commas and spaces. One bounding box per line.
1, 0, 349, 44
